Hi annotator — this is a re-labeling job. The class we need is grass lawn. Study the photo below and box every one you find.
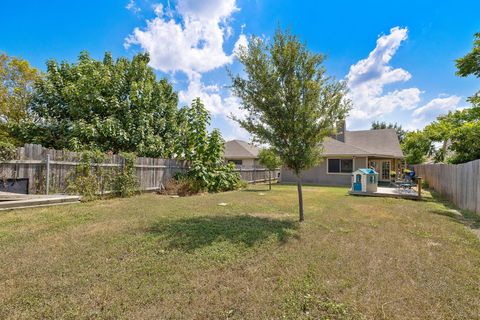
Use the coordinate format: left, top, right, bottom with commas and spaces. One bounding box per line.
1, 185, 480, 319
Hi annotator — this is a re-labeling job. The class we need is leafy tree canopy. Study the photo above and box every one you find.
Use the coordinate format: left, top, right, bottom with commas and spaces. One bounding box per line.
456, 32, 480, 105
11, 51, 178, 157
231, 27, 350, 221
424, 107, 480, 164
258, 148, 283, 171
401, 131, 433, 165
0, 53, 39, 143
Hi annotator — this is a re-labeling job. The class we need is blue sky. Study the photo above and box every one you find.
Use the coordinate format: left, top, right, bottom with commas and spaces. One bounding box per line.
1, 0, 479, 139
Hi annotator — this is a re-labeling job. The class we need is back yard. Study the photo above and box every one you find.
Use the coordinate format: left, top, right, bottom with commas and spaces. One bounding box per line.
1, 185, 480, 319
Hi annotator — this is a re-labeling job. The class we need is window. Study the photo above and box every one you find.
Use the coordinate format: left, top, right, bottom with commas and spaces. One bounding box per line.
328, 158, 353, 173
229, 160, 243, 165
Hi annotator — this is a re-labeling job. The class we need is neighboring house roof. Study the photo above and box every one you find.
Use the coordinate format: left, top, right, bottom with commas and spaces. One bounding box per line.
323, 128, 404, 158
224, 140, 260, 159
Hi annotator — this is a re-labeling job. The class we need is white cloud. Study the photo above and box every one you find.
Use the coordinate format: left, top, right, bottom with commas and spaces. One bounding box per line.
407, 95, 462, 129
125, 0, 240, 78
346, 27, 422, 121
233, 34, 248, 56
178, 73, 246, 118
126, 0, 141, 14
126, 0, 249, 139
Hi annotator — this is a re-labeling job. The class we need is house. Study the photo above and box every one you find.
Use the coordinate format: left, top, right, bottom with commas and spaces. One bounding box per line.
224, 140, 260, 168
280, 121, 404, 186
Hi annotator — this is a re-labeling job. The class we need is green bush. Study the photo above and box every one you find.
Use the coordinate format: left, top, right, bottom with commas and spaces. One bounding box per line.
67, 150, 110, 200
0, 141, 16, 162
113, 152, 139, 197
186, 161, 241, 193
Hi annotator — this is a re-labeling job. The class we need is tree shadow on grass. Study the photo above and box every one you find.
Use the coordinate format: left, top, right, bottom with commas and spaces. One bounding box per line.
147, 215, 299, 252
427, 191, 480, 230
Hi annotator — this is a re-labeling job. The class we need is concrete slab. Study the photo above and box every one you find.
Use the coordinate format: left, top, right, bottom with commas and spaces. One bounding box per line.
0, 192, 81, 211
349, 186, 420, 200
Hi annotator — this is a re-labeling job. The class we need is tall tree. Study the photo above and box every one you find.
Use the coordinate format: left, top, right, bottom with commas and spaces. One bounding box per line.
11, 51, 178, 157
258, 148, 283, 190
401, 131, 433, 164
424, 107, 480, 164
0, 53, 39, 143
231, 28, 350, 221
371, 121, 406, 143
456, 32, 480, 105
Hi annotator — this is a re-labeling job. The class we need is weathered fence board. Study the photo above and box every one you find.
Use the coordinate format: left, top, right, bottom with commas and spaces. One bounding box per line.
235, 168, 280, 184
0, 144, 188, 194
0, 144, 278, 195
414, 159, 480, 215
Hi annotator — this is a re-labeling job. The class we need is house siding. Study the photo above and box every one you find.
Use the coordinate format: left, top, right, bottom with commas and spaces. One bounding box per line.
280, 156, 367, 186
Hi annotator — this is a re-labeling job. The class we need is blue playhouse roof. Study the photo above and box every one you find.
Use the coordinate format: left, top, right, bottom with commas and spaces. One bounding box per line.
356, 168, 378, 175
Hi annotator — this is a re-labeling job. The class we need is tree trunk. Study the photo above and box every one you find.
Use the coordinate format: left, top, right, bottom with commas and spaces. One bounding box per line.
269, 170, 272, 190
297, 179, 304, 222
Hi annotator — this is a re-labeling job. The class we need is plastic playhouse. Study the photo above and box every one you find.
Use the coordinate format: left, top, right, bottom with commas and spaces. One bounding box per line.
351, 168, 378, 193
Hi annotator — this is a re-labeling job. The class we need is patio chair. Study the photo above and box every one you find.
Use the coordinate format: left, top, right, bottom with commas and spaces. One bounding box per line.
390, 174, 416, 190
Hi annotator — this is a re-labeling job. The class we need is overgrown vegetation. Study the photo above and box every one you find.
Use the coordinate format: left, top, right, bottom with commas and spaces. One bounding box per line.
8, 51, 179, 157
67, 150, 138, 200
0, 53, 39, 144
67, 150, 111, 200
171, 98, 242, 195
113, 152, 139, 197
0, 51, 243, 197
1, 185, 479, 318
0, 140, 16, 162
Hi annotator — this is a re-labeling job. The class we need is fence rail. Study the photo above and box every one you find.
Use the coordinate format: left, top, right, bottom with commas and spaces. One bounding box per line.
0, 144, 188, 194
0, 144, 279, 195
414, 160, 480, 214
234, 168, 280, 184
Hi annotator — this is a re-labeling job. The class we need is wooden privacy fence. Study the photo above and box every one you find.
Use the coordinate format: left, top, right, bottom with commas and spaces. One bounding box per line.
235, 168, 280, 184
0, 144, 279, 195
414, 160, 480, 214
0, 144, 188, 194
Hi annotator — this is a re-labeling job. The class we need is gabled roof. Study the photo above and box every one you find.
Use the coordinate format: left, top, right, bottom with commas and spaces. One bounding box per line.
323, 128, 404, 158
345, 129, 404, 158
224, 140, 260, 159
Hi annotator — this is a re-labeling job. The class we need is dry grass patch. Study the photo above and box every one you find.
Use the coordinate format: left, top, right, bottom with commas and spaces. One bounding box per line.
0, 184, 480, 319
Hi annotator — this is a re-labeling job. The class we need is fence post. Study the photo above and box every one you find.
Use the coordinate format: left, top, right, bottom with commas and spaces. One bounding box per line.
45, 154, 50, 195
417, 177, 422, 199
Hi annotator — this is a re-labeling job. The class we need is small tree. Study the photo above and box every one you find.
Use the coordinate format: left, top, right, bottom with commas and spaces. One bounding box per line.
258, 148, 282, 190
0, 53, 39, 144
231, 28, 350, 221
401, 131, 433, 164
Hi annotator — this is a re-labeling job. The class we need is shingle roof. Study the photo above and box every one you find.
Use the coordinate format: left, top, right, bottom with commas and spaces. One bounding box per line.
224, 140, 260, 159
323, 128, 404, 158
321, 137, 371, 156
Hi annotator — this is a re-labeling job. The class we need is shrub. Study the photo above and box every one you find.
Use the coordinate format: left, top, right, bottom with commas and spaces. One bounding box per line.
113, 152, 139, 197
187, 161, 241, 193
67, 150, 110, 200
162, 177, 203, 196
0, 141, 16, 162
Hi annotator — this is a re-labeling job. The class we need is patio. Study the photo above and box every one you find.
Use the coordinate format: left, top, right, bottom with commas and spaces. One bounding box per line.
349, 186, 421, 200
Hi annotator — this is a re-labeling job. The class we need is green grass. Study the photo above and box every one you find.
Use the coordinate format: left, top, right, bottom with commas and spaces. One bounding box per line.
1, 184, 480, 319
